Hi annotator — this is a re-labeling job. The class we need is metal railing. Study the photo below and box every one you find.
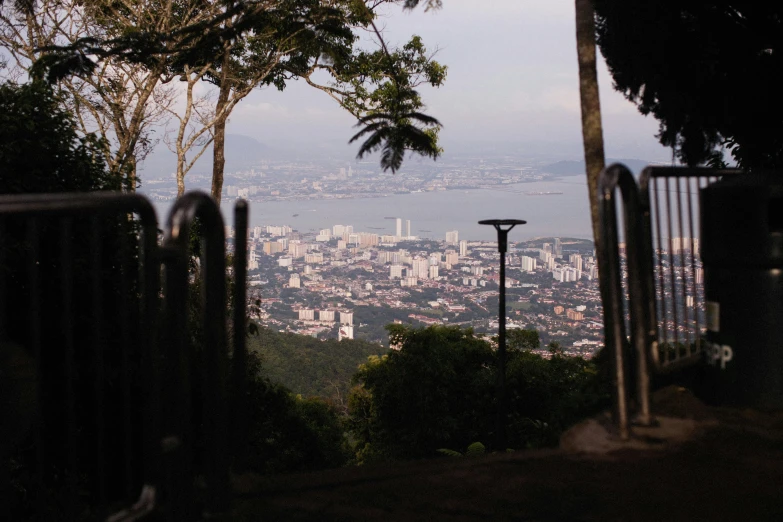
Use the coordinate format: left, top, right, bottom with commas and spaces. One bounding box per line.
599, 164, 741, 438
0, 191, 248, 521
639, 167, 741, 372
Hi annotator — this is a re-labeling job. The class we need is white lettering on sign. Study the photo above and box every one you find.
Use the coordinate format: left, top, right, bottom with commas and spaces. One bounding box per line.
705, 342, 733, 370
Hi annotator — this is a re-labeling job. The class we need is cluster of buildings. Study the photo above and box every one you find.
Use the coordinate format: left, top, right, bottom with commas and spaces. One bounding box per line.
228, 218, 604, 354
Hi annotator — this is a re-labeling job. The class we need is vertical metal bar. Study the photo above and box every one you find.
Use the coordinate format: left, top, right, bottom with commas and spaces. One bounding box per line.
664, 177, 680, 353
652, 178, 669, 362
599, 171, 629, 440
138, 212, 161, 496
675, 177, 691, 354
0, 221, 6, 337
27, 218, 44, 480
117, 218, 134, 499
497, 229, 508, 450
620, 171, 652, 426
232, 201, 248, 471
201, 213, 229, 513
60, 218, 77, 517
686, 177, 701, 350
162, 248, 194, 519
90, 216, 106, 505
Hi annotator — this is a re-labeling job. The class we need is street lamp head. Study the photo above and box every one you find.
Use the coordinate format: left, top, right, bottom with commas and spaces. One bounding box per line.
478, 219, 527, 227
479, 218, 526, 253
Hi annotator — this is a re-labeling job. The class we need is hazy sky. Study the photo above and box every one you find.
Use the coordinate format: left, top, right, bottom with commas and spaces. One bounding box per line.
226, 0, 674, 163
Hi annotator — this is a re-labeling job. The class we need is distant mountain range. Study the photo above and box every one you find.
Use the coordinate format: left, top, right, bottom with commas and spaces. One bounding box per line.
540, 158, 657, 176
138, 134, 271, 177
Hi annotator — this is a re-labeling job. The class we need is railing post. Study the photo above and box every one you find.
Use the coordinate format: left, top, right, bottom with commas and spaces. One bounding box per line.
232, 201, 249, 471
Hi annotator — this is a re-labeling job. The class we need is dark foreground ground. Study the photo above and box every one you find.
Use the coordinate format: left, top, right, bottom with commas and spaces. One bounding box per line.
229, 388, 783, 521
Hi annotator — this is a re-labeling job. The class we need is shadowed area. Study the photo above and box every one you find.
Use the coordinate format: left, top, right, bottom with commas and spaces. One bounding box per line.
228, 389, 783, 521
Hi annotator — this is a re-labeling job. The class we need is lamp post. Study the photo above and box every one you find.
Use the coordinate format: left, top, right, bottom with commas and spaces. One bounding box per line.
479, 219, 526, 451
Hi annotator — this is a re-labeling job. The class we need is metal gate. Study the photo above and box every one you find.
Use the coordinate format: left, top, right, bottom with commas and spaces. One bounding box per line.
598, 164, 740, 438
0, 191, 248, 521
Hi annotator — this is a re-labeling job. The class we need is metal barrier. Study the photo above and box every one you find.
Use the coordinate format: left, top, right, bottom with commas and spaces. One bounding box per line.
599, 164, 741, 439
598, 163, 653, 439
0, 191, 248, 521
639, 167, 741, 372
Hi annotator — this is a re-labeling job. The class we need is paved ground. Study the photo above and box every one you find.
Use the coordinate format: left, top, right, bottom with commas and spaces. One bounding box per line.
229, 387, 783, 521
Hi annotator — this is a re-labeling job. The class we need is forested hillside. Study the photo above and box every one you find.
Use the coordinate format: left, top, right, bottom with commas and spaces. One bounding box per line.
248, 326, 388, 405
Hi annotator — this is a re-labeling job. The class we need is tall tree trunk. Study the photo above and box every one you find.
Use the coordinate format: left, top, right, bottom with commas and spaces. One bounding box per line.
575, 0, 606, 250
128, 156, 137, 192
211, 82, 230, 204
176, 153, 186, 197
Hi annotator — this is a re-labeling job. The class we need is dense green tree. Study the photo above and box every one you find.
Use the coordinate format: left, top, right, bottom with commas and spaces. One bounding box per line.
347, 324, 610, 462
594, 1, 783, 168
243, 352, 349, 473
247, 325, 387, 406
348, 324, 496, 461
0, 81, 117, 193
507, 328, 541, 352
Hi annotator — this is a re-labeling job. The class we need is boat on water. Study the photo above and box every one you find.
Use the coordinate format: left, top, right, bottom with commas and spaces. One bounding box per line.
292, 214, 299, 217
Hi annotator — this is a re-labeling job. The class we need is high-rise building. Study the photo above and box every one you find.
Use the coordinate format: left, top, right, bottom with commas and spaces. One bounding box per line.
521, 256, 537, 273
412, 258, 429, 279
445, 251, 459, 266
389, 265, 404, 278
333, 224, 345, 237
429, 265, 439, 279
288, 242, 307, 259
338, 325, 354, 341
406, 220, 411, 238
319, 310, 335, 322
554, 238, 562, 257
401, 276, 418, 287
298, 309, 314, 320
304, 252, 324, 264
248, 249, 259, 270
289, 273, 300, 288
263, 241, 284, 255
459, 240, 468, 257
446, 230, 459, 245
396, 218, 402, 238
340, 311, 353, 325
359, 233, 379, 248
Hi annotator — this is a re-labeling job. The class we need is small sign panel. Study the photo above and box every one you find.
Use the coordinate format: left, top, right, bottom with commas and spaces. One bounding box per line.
706, 301, 720, 332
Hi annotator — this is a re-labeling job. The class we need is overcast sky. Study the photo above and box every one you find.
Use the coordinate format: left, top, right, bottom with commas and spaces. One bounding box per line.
225, 0, 674, 163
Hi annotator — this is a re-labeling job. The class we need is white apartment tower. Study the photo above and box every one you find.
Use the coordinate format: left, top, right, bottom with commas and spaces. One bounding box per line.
459, 240, 468, 257
396, 218, 402, 238
521, 256, 537, 273
446, 230, 459, 245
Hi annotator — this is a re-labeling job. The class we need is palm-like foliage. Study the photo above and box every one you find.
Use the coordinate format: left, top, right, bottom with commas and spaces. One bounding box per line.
349, 85, 442, 173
